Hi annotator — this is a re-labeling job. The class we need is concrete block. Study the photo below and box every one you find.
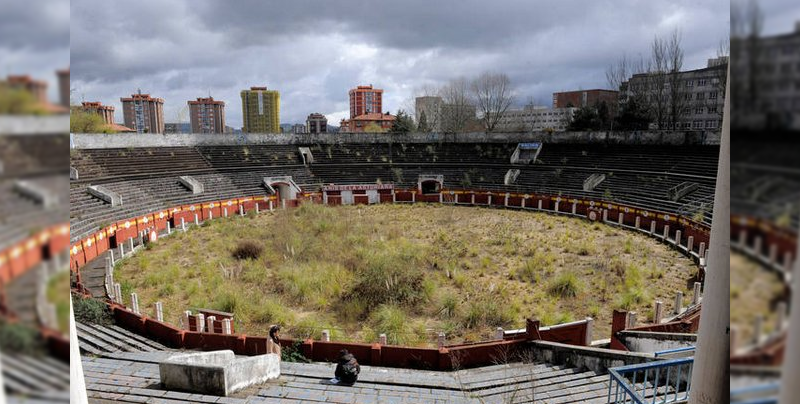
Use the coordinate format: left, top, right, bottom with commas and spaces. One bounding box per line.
654, 301, 663, 324
495, 327, 504, 341
674, 291, 683, 315
692, 282, 702, 305
87, 185, 122, 207
178, 176, 204, 194
159, 350, 280, 396
321, 330, 330, 342
379, 334, 387, 345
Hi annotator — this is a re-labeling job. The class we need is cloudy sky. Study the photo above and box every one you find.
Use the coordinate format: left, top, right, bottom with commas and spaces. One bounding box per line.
69, 0, 782, 128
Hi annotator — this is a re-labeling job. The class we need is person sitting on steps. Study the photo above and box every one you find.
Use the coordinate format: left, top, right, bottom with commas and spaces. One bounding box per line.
331, 349, 360, 386
268, 325, 282, 356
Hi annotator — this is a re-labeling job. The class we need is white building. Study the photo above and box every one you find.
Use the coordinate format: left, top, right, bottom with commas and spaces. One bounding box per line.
494, 105, 577, 132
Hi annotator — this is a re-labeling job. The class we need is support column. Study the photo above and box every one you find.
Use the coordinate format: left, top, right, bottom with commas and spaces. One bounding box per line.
255, 203, 260, 214
240, 205, 244, 216
692, 282, 702, 305
618, 212, 624, 225
130, 293, 139, 314
675, 230, 682, 246
184, 311, 192, 330
689, 69, 730, 404
663, 224, 670, 240
167, 221, 171, 234
114, 283, 122, 304
635, 216, 641, 229
650, 221, 656, 235
674, 291, 683, 315
69, 300, 89, 403
537, 199, 542, 210
155, 302, 163, 322
654, 301, 664, 324
584, 318, 594, 346
602, 209, 608, 222
687, 236, 694, 253
779, 225, 800, 404
222, 319, 232, 335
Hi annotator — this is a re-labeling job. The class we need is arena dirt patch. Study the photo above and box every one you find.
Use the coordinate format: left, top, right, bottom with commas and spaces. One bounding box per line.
730, 252, 786, 344
117, 203, 699, 346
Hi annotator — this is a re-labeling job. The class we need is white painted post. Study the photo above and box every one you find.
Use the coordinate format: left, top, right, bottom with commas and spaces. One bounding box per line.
184, 311, 192, 330
571, 202, 577, 215
114, 283, 122, 304
692, 282, 702, 305
206, 315, 216, 334
521, 197, 526, 209
321, 330, 330, 342
412, 191, 417, 203
687, 236, 694, 253
618, 212, 624, 225
752, 315, 763, 344
775, 301, 787, 333
379, 333, 387, 345
505, 193, 509, 207
675, 230, 682, 246
166, 221, 171, 234
584, 318, 594, 346
194, 214, 199, 225
119, 242, 125, 257
130, 293, 139, 314
128, 237, 134, 252
554, 201, 559, 212
537, 199, 542, 210
635, 216, 641, 229
471, 194, 476, 205
223, 208, 228, 218
627, 312, 636, 328
269, 200, 274, 212
699, 242, 706, 259
181, 218, 186, 232
440, 193, 444, 204
663, 224, 670, 240
674, 291, 684, 314
106, 274, 113, 298
222, 319, 232, 335
650, 221, 656, 235
281, 199, 286, 210
155, 302, 163, 322
602, 209, 608, 222
109, 249, 115, 267
438, 332, 446, 348
654, 301, 664, 323
209, 210, 213, 220
754, 236, 762, 256
105, 256, 112, 276
197, 313, 205, 333
239, 205, 244, 216
255, 203, 260, 214
495, 327, 504, 341
488, 194, 493, 205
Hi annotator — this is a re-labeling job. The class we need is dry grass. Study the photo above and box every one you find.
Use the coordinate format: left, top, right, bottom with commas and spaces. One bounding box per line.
730, 253, 786, 343
116, 203, 697, 345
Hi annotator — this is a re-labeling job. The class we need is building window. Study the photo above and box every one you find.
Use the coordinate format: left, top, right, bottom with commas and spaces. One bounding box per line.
709, 91, 718, 99
708, 106, 718, 114
686, 80, 694, 87
695, 107, 704, 114
692, 121, 703, 129
696, 93, 705, 100
705, 120, 718, 129
697, 79, 707, 86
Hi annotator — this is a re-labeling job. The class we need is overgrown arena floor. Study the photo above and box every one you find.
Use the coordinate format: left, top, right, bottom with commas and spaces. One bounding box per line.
116, 203, 699, 346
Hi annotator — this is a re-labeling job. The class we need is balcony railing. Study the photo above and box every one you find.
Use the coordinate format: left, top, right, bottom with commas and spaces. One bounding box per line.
607, 357, 693, 403
730, 383, 779, 404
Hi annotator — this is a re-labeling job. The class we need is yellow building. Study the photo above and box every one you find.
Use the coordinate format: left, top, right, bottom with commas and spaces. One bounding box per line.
241, 86, 280, 133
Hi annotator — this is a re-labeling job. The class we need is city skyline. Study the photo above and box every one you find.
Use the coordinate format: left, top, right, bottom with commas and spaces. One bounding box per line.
69, 0, 738, 129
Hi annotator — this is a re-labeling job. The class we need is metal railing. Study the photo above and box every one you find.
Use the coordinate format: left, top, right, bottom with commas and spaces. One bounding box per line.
607, 357, 693, 403
730, 384, 779, 404
653, 346, 695, 358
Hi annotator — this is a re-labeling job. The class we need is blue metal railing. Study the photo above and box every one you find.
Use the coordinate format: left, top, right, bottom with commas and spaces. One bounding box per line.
653, 346, 695, 358
607, 357, 693, 403
730, 384, 779, 404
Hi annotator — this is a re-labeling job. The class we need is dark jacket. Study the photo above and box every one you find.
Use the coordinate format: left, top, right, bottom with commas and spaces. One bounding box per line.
334, 353, 360, 384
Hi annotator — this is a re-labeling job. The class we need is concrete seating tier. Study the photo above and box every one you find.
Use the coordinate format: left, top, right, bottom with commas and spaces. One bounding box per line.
0, 134, 69, 177
70, 147, 211, 180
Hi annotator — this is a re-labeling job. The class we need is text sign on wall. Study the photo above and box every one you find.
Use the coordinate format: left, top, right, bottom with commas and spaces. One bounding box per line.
322, 184, 394, 192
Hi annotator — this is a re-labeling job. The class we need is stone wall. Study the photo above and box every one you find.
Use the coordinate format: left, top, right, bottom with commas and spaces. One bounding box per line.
71, 130, 721, 149
617, 330, 697, 353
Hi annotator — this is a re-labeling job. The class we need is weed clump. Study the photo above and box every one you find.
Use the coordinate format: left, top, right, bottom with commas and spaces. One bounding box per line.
232, 240, 263, 260
72, 294, 113, 325
547, 272, 582, 298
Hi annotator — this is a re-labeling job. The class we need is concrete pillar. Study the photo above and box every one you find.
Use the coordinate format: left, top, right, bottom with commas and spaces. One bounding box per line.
699, 242, 706, 259
627, 312, 636, 328
155, 302, 163, 322
222, 319, 232, 335
193, 313, 203, 332
321, 330, 330, 342
650, 221, 656, 235
109, 249, 115, 267
105, 256, 113, 276
537, 199, 542, 210
194, 214, 199, 225
438, 332, 446, 348
223, 207, 228, 218
738, 229, 747, 248
106, 274, 114, 298
128, 237, 134, 252
392, 190, 397, 203
602, 209, 608, 222
412, 191, 417, 203
663, 224, 670, 240
775, 301, 787, 333
114, 283, 122, 304
167, 221, 171, 234
130, 293, 139, 314
209, 210, 213, 220
675, 230, 681, 246
584, 318, 594, 346
752, 315, 763, 344
687, 236, 694, 253
239, 205, 244, 216
692, 282, 702, 305
754, 236, 763, 256
119, 242, 125, 257
471, 194, 476, 205
554, 201, 559, 212
618, 212, 624, 225
635, 216, 641, 229
69, 300, 89, 404
281, 199, 286, 210
495, 327, 504, 341
379, 334, 387, 345
255, 203, 260, 214
769, 244, 778, 266
181, 218, 186, 232
184, 311, 192, 330
521, 197, 526, 209
571, 202, 576, 215
779, 228, 800, 404
206, 315, 216, 334
488, 194, 493, 205
269, 200, 274, 212
689, 70, 730, 404
654, 301, 664, 323
674, 291, 683, 315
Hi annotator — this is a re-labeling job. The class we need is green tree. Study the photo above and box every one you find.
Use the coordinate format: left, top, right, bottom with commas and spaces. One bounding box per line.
363, 122, 385, 133
70, 108, 116, 133
567, 106, 601, 131
614, 97, 652, 130
417, 110, 429, 132
0, 87, 47, 115
391, 109, 415, 133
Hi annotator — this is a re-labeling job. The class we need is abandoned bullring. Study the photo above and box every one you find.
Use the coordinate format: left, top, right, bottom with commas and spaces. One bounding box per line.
68, 130, 736, 403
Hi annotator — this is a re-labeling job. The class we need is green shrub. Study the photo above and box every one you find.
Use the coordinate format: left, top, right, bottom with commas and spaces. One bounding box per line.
547, 272, 582, 298
232, 240, 263, 260
281, 341, 310, 363
616, 287, 648, 310
0, 320, 43, 356
72, 294, 113, 325
367, 305, 413, 345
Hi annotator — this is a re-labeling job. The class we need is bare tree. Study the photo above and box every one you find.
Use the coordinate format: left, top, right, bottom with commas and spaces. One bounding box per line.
649, 35, 670, 129
471, 72, 515, 132
665, 29, 688, 129
411, 84, 443, 132
440, 78, 475, 133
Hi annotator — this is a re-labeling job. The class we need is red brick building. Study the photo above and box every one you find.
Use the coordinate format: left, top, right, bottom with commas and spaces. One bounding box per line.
121, 91, 165, 134
188, 97, 226, 133
340, 112, 395, 133
349, 85, 383, 119
552, 89, 618, 117
80, 102, 115, 125
1, 74, 69, 114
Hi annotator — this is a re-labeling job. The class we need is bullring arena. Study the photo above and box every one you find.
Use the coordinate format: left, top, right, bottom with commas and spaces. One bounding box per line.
64, 129, 743, 404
